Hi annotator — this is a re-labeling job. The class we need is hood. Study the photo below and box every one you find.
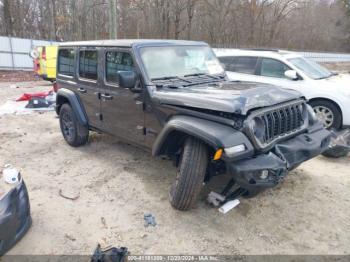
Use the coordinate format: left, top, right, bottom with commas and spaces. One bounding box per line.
150, 81, 302, 115
317, 73, 350, 89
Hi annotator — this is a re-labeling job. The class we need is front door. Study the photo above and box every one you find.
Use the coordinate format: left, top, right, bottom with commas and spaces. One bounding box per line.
255, 57, 305, 91
100, 48, 145, 144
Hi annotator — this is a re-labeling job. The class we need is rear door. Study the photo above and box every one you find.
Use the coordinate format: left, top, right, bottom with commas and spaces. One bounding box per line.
76, 48, 102, 128
100, 48, 145, 143
219, 56, 261, 82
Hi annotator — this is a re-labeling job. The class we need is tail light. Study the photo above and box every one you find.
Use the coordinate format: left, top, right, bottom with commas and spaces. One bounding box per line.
42, 47, 46, 60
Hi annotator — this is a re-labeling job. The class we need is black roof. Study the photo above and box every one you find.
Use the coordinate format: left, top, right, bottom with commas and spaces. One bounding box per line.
59, 39, 207, 48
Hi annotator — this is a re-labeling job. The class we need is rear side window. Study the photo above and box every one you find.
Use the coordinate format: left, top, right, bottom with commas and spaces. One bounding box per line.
218, 56, 235, 71
260, 58, 290, 78
58, 49, 75, 77
79, 50, 98, 80
231, 57, 258, 74
106, 51, 134, 84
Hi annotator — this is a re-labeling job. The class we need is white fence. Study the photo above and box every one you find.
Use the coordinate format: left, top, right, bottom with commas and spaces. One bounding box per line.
0, 36, 57, 70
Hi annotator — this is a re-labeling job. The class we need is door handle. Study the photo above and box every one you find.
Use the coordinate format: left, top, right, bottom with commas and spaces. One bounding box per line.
101, 94, 113, 101
77, 88, 87, 94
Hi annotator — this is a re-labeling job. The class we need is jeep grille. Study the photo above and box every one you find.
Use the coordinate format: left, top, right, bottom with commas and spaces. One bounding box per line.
246, 100, 308, 149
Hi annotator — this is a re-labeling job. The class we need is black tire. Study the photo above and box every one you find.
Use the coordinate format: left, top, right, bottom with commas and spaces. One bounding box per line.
59, 103, 89, 147
322, 146, 349, 158
169, 137, 208, 211
309, 100, 342, 130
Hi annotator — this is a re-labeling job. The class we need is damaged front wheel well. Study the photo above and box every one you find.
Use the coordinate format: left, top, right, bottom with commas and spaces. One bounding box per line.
157, 130, 216, 163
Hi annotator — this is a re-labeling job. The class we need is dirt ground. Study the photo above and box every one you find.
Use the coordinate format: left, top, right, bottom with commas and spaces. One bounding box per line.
0, 81, 349, 256
320, 62, 350, 73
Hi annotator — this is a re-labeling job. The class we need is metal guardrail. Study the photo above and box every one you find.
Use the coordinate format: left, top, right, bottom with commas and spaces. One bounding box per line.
0, 36, 57, 70
299, 52, 350, 63
214, 48, 350, 63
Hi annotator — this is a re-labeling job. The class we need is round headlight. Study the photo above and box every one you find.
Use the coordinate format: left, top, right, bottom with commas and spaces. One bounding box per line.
252, 117, 265, 139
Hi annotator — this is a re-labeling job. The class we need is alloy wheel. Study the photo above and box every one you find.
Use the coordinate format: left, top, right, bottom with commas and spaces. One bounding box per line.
313, 106, 334, 128
61, 112, 75, 140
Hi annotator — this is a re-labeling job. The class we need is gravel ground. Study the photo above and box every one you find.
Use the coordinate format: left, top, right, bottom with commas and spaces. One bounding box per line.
0, 82, 349, 256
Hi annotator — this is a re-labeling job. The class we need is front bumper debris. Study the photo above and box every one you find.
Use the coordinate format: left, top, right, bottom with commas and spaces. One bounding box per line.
0, 175, 32, 256
328, 129, 350, 150
227, 124, 331, 194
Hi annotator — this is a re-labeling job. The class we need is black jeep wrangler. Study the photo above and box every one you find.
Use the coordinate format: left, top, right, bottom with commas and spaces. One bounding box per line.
56, 40, 331, 210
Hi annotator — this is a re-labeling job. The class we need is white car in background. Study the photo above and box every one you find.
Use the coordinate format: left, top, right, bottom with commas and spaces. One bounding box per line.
215, 49, 350, 131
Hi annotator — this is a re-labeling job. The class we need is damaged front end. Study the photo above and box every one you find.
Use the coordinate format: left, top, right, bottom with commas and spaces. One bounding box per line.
227, 122, 331, 196
0, 173, 31, 256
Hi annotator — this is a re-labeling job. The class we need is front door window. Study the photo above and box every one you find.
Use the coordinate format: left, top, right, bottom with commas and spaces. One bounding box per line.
260, 58, 290, 78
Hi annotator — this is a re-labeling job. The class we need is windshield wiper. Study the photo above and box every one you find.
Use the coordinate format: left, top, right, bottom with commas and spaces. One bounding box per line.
151, 76, 181, 81
151, 76, 185, 89
184, 73, 206, 77
184, 73, 223, 79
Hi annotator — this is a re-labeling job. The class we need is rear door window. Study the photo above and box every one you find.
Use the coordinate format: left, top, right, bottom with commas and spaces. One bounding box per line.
58, 49, 75, 77
231, 57, 258, 74
106, 51, 134, 84
79, 50, 98, 80
260, 58, 290, 78
218, 56, 235, 71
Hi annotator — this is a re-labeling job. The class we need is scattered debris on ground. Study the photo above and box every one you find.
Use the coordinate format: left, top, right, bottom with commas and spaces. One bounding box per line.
91, 244, 128, 262
59, 189, 80, 201
101, 217, 107, 228
16, 90, 53, 102
64, 233, 76, 242
0, 86, 55, 115
144, 213, 157, 227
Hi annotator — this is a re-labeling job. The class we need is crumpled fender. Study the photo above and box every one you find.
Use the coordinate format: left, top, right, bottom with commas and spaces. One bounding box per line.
152, 115, 254, 157
0, 177, 32, 256
56, 88, 88, 126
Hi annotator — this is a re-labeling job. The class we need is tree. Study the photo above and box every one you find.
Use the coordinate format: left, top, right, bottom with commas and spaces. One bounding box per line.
0, 0, 349, 52
3, 0, 13, 36
109, 0, 118, 39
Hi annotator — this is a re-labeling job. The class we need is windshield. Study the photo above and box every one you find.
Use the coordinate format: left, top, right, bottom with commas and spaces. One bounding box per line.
140, 45, 224, 80
288, 57, 333, 80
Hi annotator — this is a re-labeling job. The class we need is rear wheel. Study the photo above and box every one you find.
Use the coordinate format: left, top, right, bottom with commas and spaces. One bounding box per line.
169, 137, 208, 211
59, 103, 89, 147
309, 100, 342, 130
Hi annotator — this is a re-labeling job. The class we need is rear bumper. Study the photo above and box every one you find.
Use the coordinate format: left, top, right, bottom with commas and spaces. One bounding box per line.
0, 178, 32, 256
227, 124, 331, 193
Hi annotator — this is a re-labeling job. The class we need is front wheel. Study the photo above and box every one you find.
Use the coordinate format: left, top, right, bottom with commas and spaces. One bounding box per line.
309, 100, 342, 130
59, 103, 89, 147
169, 137, 208, 211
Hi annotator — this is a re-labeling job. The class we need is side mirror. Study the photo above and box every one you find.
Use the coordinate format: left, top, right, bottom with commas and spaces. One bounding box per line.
284, 70, 298, 80
118, 71, 137, 89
